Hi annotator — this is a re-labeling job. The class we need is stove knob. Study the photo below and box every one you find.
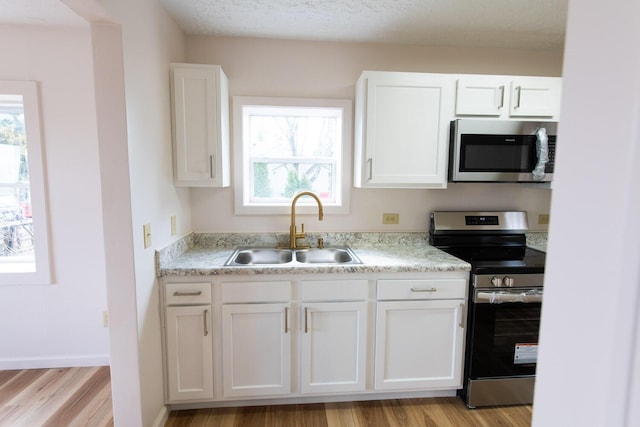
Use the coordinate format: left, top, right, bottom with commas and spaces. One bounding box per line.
504, 276, 515, 287
491, 276, 503, 287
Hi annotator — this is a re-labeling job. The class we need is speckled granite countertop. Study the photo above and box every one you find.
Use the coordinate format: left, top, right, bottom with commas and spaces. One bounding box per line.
156, 232, 472, 277
526, 232, 548, 252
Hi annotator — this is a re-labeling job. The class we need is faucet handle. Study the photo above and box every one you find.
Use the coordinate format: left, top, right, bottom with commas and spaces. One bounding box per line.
317, 237, 324, 248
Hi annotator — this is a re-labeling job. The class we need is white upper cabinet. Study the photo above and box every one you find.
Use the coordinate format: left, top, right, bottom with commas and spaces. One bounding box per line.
455, 75, 562, 119
354, 71, 455, 189
170, 63, 230, 187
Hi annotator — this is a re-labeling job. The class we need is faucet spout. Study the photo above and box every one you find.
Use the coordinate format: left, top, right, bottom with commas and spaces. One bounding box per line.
289, 191, 324, 249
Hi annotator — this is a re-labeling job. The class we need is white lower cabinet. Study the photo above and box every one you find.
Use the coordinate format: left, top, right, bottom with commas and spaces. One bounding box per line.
221, 302, 291, 397
164, 283, 213, 402
299, 280, 369, 393
374, 279, 466, 391
221, 281, 291, 398
162, 273, 468, 404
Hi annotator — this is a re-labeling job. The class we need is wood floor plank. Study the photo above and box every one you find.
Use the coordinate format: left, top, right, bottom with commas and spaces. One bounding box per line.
2, 367, 85, 426
1, 366, 532, 427
0, 369, 48, 405
201, 406, 237, 427
381, 398, 426, 427
66, 368, 114, 427
353, 399, 392, 427
325, 401, 359, 427
41, 366, 111, 427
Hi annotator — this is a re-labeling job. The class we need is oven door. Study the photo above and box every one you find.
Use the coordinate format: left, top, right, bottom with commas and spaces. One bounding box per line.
467, 288, 542, 379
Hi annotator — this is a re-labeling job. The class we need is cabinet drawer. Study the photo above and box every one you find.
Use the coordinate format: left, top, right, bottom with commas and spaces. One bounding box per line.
221, 281, 290, 303
377, 279, 466, 301
165, 282, 212, 305
300, 280, 369, 302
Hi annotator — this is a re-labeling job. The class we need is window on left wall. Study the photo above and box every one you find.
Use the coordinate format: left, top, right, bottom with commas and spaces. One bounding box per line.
0, 81, 51, 285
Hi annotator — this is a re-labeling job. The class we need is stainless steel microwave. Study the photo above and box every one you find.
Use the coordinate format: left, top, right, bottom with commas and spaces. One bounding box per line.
448, 119, 558, 183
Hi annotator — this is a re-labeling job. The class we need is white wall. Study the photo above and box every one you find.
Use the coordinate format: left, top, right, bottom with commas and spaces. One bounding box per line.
187, 37, 563, 233
533, 0, 640, 425
0, 25, 110, 369
95, 0, 188, 425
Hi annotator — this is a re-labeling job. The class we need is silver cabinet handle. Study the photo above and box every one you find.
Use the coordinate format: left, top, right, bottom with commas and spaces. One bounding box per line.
304, 307, 309, 333
203, 309, 209, 336
209, 154, 215, 179
458, 303, 465, 328
367, 158, 373, 181
498, 85, 505, 108
514, 86, 522, 108
284, 307, 289, 333
173, 291, 202, 296
410, 287, 437, 292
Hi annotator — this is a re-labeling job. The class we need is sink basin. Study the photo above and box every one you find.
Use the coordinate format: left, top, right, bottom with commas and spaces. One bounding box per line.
224, 246, 361, 266
225, 248, 293, 265
295, 247, 360, 264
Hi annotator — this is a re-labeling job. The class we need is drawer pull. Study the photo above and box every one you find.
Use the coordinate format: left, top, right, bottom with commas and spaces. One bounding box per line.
410, 287, 438, 292
173, 291, 202, 297
203, 309, 209, 336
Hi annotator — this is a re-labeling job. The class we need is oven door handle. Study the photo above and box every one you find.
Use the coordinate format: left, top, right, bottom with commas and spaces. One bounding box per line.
475, 289, 543, 304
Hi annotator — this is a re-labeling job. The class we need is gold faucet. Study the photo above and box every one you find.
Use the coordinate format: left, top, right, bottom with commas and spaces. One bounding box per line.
289, 191, 324, 249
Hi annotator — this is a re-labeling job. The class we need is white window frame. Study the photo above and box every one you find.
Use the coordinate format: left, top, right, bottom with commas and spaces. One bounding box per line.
233, 96, 352, 215
0, 81, 51, 285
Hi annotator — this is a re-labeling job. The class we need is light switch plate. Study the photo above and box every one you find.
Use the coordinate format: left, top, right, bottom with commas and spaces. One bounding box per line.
143, 223, 152, 248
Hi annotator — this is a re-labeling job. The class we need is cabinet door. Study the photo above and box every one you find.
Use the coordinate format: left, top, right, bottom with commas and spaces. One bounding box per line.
509, 78, 562, 118
355, 72, 454, 188
300, 302, 368, 394
374, 300, 464, 390
455, 76, 506, 116
171, 64, 230, 187
222, 303, 291, 397
165, 305, 213, 401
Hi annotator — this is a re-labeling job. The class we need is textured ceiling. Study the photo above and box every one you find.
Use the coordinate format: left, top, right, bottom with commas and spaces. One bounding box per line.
0, 1, 568, 50
159, 0, 568, 49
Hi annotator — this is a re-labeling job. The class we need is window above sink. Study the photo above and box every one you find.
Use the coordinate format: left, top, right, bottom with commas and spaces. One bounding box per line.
232, 96, 352, 215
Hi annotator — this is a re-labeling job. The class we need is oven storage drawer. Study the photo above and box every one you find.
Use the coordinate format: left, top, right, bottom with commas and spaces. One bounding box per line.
377, 279, 466, 300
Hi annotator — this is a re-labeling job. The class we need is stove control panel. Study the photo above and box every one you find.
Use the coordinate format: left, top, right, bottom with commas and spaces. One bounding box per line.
491, 275, 515, 287
474, 274, 544, 289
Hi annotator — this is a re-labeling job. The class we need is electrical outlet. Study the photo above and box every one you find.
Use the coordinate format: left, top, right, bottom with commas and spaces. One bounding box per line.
383, 213, 399, 225
143, 223, 152, 248
538, 214, 550, 225
170, 215, 177, 236
102, 311, 109, 328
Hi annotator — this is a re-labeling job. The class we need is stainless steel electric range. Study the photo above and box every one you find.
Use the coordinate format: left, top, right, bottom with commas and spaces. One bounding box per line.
429, 211, 545, 408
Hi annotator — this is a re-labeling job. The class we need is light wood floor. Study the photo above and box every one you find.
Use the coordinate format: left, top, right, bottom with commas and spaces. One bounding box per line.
0, 366, 113, 427
0, 367, 532, 426
167, 397, 532, 427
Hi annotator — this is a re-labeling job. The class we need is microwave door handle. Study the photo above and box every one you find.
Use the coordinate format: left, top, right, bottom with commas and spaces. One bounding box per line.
531, 127, 549, 181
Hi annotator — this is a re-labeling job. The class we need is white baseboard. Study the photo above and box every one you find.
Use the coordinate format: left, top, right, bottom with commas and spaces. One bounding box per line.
152, 405, 169, 427
0, 355, 110, 370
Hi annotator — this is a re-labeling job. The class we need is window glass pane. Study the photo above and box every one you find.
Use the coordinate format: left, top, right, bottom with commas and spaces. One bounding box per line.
244, 106, 342, 206
0, 96, 35, 270
234, 97, 352, 215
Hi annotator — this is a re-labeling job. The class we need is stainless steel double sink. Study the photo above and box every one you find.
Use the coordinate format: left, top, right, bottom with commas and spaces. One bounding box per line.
224, 246, 362, 266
